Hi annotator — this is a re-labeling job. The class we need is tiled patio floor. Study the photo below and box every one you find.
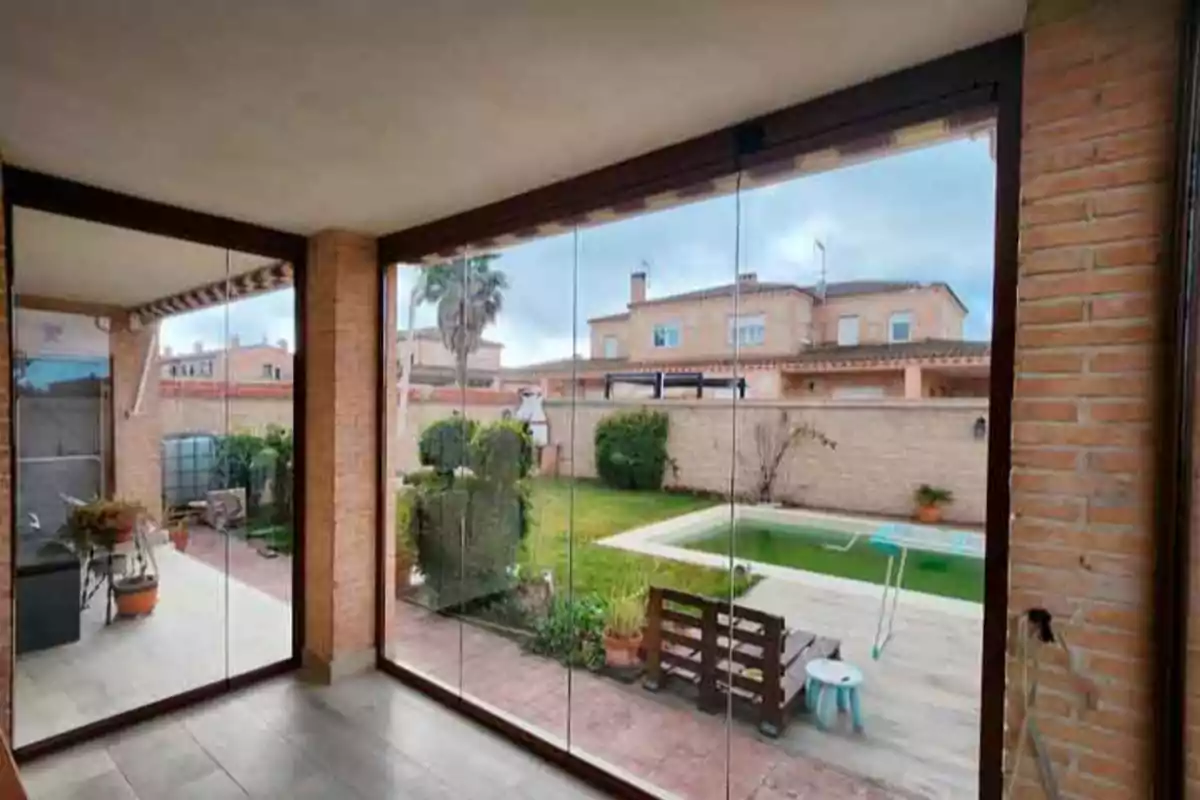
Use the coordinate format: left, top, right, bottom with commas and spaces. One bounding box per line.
389, 601, 907, 800
14, 545, 292, 747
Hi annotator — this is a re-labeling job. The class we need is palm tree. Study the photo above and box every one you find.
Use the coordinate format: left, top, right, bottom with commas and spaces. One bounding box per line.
397, 255, 506, 430
434, 255, 507, 388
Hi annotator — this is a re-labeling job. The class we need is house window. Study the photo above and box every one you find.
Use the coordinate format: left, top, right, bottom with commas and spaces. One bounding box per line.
203, 360, 214, 377
168, 364, 178, 377
603, 336, 619, 358
727, 314, 766, 347
889, 311, 913, 343
187, 364, 195, 376
837, 316, 859, 346
263, 363, 275, 379
652, 323, 680, 349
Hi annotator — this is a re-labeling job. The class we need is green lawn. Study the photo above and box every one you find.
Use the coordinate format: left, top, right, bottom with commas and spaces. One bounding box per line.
682, 521, 984, 602
521, 479, 753, 600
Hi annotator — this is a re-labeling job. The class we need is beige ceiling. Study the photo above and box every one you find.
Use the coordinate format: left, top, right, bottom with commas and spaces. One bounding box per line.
0, 1, 1024, 236
13, 209, 275, 307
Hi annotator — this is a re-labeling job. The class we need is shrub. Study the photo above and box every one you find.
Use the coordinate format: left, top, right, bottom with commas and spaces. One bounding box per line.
419, 416, 478, 473
914, 484, 954, 507
470, 419, 533, 484
409, 477, 530, 608
528, 595, 606, 670
594, 409, 670, 490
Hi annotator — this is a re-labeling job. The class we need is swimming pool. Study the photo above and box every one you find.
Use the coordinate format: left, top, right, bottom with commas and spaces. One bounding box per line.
680, 519, 984, 603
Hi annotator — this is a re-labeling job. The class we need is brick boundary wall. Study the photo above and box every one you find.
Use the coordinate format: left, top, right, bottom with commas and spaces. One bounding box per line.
1010, 1, 1180, 796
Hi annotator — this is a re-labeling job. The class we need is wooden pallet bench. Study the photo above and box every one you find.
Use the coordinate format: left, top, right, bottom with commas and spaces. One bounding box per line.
643, 586, 841, 737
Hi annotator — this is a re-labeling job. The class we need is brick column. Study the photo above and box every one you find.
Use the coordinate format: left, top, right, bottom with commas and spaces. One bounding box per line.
110, 314, 162, 518
0, 163, 12, 738
303, 230, 379, 681
1012, 0, 1180, 796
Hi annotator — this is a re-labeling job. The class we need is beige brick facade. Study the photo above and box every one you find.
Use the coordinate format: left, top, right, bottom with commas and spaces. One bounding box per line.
303, 230, 380, 681
1011, 0, 1179, 796
110, 314, 162, 519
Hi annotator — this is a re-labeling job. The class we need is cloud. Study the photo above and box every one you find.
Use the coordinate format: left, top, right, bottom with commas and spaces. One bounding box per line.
163, 137, 998, 362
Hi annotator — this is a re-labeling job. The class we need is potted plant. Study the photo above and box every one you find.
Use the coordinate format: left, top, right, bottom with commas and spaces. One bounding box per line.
603, 590, 646, 669
169, 518, 189, 553
913, 484, 954, 524
61, 499, 159, 618
64, 499, 143, 550
113, 545, 159, 618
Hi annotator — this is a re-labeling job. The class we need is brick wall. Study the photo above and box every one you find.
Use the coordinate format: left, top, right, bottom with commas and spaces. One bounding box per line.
110, 315, 162, 519
303, 230, 379, 679
160, 393, 294, 435
546, 399, 989, 524
1012, 0, 1179, 796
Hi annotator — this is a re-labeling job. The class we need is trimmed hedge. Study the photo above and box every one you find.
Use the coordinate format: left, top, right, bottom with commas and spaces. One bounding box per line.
594, 408, 670, 491
409, 416, 532, 609
418, 416, 478, 473
409, 478, 529, 609
470, 419, 533, 484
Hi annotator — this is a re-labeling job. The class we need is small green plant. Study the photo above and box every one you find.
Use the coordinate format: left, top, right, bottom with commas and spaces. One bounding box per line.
470, 419, 533, 484
419, 416, 478, 473
528, 596, 606, 670
914, 484, 954, 507
605, 590, 646, 639
594, 408, 670, 491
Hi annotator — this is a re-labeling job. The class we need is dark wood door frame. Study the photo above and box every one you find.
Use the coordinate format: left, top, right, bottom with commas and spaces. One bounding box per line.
1, 166, 309, 762
375, 35, 1023, 800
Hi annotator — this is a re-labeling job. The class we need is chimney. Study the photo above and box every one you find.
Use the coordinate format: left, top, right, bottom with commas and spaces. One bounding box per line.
192, 340, 203, 354
230, 334, 240, 349
631, 271, 647, 304
738, 272, 758, 285
163, 345, 173, 358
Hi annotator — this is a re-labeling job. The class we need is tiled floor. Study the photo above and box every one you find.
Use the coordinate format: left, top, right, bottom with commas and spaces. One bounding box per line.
14, 545, 292, 747
19, 672, 606, 800
390, 602, 908, 800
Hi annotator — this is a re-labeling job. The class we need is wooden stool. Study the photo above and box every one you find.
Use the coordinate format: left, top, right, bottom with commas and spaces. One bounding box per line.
804, 658, 864, 732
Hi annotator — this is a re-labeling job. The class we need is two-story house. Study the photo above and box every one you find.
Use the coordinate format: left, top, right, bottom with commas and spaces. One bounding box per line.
506, 271, 989, 399
397, 327, 503, 388
161, 336, 294, 382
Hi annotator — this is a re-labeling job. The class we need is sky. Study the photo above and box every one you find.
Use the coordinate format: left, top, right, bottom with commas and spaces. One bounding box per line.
160, 135, 996, 365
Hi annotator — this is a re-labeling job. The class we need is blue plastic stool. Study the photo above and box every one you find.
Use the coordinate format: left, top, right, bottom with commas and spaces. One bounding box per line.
804, 658, 864, 732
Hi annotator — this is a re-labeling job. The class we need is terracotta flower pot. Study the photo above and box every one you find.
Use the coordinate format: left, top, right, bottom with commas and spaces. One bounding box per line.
604, 632, 644, 669
916, 504, 943, 524
170, 526, 189, 552
114, 577, 159, 618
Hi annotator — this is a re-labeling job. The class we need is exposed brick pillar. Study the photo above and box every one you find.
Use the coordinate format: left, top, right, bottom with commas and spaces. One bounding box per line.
303, 230, 379, 680
0, 164, 12, 737
1012, 0, 1180, 796
110, 314, 162, 519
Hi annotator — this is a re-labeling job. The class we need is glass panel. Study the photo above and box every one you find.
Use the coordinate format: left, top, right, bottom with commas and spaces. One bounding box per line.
216, 251, 296, 676
11, 210, 230, 746
387, 252, 468, 695
729, 123, 997, 799
569, 189, 739, 796
456, 232, 576, 745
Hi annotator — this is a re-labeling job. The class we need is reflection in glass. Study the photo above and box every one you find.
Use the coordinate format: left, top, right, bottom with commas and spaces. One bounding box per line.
11, 209, 297, 748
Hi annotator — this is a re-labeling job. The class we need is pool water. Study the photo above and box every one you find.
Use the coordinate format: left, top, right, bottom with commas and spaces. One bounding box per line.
681, 521, 984, 603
